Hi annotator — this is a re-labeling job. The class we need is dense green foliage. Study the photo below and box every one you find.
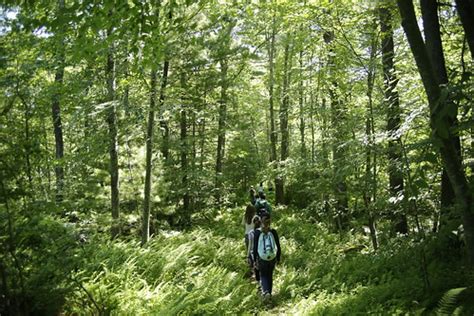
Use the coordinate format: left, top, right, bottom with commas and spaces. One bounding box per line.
2, 205, 473, 314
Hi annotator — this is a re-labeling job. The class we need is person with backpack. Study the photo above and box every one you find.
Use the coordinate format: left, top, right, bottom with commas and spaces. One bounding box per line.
252, 212, 281, 301
247, 215, 261, 282
254, 192, 272, 217
257, 182, 264, 195
242, 204, 257, 254
249, 187, 257, 206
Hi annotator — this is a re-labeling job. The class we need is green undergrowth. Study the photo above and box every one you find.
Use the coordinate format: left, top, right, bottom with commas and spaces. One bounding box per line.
18, 206, 472, 315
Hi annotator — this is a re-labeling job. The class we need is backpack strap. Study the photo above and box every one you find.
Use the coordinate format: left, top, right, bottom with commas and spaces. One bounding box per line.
271, 229, 281, 262
252, 229, 261, 261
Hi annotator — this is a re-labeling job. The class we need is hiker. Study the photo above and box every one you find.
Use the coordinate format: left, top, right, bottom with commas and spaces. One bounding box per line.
253, 212, 281, 300
257, 182, 264, 195
249, 187, 257, 206
254, 192, 272, 217
247, 215, 261, 282
242, 204, 257, 253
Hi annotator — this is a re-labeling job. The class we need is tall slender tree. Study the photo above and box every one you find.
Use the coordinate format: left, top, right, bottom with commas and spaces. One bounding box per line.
142, 66, 157, 246
215, 15, 235, 201
420, 0, 460, 231
454, 0, 474, 60
180, 70, 190, 218
379, 3, 408, 234
324, 29, 349, 230
215, 57, 228, 201
276, 35, 292, 205
299, 50, 306, 159
397, 0, 474, 264
364, 25, 379, 250
51, 0, 66, 202
106, 24, 120, 239
267, 13, 280, 203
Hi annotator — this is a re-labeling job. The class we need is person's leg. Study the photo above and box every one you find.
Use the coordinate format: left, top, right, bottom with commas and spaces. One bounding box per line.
255, 266, 260, 282
259, 260, 271, 294
268, 260, 276, 294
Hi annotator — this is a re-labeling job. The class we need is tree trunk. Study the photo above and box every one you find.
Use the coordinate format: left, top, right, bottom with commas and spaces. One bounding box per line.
180, 72, 190, 219
22, 97, 33, 187
106, 29, 120, 239
123, 46, 135, 185
268, 15, 279, 203
199, 112, 206, 171
215, 58, 228, 201
365, 32, 378, 251
276, 37, 291, 205
52, 0, 66, 202
324, 30, 349, 230
214, 16, 235, 202
142, 68, 157, 246
397, 0, 474, 264
159, 7, 172, 162
159, 62, 170, 162
380, 3, 408, 234
308, 52, 316, 162
420, 0, 461, 230
455, 0, 474, 60
299, 50, 306, 159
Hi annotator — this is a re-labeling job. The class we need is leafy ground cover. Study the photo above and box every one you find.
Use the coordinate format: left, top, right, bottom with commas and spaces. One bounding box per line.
3, 205, 472, 315
54, 206, 471, 315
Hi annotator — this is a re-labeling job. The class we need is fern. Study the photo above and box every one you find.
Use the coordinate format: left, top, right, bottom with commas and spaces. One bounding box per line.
436, 287, 467, 316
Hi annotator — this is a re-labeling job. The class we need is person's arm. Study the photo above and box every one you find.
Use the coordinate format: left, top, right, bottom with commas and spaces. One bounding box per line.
253, 230, 260, 264
248, 232, 254, 257
272, 229, 281, 263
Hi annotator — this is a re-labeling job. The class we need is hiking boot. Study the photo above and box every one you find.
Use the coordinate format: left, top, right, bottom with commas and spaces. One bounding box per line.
262, 292, 272, 303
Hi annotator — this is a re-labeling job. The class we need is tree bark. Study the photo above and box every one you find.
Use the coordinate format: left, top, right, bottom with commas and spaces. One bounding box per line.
106, 29, 120, 239
365, 32, 378, 251
276, 37, 291, 205
397, 0, 474, 264
380, 3, 408, 234
22, 97, 32, 187
214, 16, 235, 202
123, 45, 135, 185
308, 52, 316, 162
420, 0, 461, 229
215, 58, 228, 201
142, 68, 157, 246
180, 71, 190, 218
157, 58, 170, 156
268, 14, 279, 202
159, 7, 172, 162
324, 29, 349, 230
455, 0, 474, 60
199, 118, 206, 172
299, 50, 306, 158
52, 0, 66, 202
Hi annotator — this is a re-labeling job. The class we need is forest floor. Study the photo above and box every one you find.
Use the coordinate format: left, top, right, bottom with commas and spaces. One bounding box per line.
56, 205, 470, 315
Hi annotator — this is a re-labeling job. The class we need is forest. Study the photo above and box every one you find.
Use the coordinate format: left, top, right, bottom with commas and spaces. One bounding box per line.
1, 0, 474, 314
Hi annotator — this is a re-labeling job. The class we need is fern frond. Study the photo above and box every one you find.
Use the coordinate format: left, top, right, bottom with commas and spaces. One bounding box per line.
436, 287, 467, 316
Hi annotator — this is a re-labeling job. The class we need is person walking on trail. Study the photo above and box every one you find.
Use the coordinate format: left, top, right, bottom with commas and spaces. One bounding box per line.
242, 204, 257, 253
257, 182, 264, 195
253, 213, 281, 301
254, 192, 272, 217
249, 187, 257, 206
247, 215, 261, 282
